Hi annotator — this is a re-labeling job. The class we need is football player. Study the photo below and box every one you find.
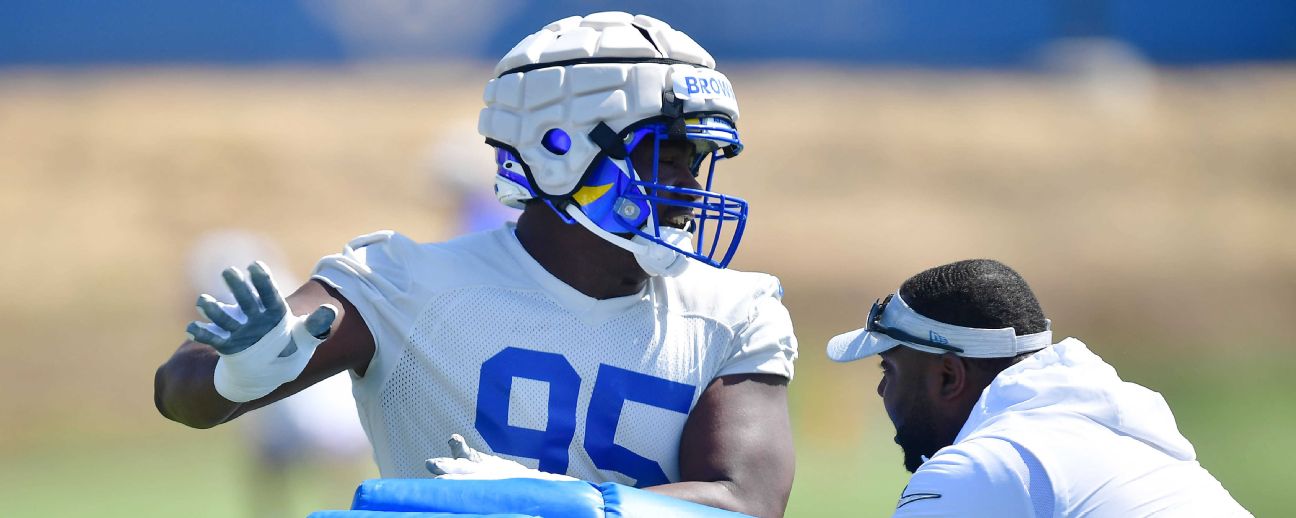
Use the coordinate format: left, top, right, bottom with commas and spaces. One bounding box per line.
154, 12, 797, 518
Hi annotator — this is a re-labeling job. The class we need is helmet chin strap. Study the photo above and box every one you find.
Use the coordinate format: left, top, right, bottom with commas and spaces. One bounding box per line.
632, 226, 692, 277
563, 204, 691, 277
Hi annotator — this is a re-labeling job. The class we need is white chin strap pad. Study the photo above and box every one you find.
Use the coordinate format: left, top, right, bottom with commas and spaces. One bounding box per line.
564, 204, 692, 278
632, 227, 692, 277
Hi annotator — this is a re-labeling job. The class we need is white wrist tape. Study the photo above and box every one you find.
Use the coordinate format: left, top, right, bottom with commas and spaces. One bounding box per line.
213, 312, 325, 403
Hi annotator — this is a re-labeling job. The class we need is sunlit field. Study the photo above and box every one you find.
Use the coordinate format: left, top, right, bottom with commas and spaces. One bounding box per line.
1, 66, 1292, 516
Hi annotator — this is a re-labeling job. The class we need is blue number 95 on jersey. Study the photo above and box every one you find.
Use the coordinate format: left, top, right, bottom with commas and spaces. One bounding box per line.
308, 478, 752, 518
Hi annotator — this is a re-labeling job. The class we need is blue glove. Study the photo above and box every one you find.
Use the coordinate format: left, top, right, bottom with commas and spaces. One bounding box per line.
186, 262, 337, 402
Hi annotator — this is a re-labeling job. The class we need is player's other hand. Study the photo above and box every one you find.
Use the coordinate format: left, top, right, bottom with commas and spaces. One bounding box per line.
426, 434, 578, 482
185, 261, 336, 403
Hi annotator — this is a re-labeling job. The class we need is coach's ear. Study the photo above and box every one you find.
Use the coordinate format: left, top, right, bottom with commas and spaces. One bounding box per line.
936, 353, 970, 401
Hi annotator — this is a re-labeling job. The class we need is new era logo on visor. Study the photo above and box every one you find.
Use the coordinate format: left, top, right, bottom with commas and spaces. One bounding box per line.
929, 330, 950, 345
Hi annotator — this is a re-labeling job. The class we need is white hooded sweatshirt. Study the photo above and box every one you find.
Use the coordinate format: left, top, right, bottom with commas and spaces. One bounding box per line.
893, 338, 1250, 517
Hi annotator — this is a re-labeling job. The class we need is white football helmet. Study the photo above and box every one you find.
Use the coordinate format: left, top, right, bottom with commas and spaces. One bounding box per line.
479, 12, 747, 276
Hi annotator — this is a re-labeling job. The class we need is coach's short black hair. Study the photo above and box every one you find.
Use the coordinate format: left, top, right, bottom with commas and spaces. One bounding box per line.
898, 259, 1047, 336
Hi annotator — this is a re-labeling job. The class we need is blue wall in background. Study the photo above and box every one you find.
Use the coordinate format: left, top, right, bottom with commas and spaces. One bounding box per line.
1, 0, 1293, 67
0, 1, 345, 65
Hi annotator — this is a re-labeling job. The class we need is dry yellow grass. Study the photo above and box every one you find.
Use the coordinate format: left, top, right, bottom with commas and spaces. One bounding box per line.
1, 65, 1293, 447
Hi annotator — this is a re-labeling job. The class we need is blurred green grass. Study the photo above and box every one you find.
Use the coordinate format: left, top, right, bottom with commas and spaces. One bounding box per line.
0, 427, 374, 518
0, 351, 1283, 517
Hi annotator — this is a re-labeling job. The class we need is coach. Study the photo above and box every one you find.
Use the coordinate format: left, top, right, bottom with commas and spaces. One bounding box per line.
827, 259, 1250, 517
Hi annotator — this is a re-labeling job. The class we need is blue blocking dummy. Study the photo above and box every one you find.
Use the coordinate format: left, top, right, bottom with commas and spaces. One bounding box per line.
307, 478, 752, 518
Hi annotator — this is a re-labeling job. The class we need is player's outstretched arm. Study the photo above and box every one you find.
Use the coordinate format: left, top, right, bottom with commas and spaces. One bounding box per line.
153, 263, 375, 428
648, 373, 795, 518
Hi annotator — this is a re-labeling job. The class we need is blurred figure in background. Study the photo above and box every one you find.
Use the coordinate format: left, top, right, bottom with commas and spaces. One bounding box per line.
186, 230, 371, 518
826, 259, 1250, 517
421, 118, 519, 236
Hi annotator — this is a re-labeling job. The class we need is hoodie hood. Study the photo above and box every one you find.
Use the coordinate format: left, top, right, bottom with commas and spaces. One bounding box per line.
956, 338, 1196, 461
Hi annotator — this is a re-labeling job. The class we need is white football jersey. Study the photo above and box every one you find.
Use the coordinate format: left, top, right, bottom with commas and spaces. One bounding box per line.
311, 225, 797, 486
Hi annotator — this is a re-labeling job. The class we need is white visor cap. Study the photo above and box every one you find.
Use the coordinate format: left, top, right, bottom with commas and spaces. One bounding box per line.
826, 292, 1053, 362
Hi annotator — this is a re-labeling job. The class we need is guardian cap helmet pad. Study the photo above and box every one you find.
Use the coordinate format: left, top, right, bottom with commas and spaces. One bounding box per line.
480, 12, 748, 275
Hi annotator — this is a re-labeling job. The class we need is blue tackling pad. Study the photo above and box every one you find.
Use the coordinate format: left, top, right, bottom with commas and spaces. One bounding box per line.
307, 478, 751, 518
309, 513, 536, 518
